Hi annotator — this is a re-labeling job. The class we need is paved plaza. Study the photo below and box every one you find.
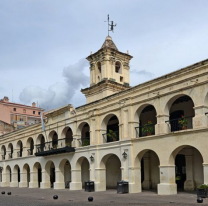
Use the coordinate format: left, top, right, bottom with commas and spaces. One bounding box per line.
0, 187, 206, 206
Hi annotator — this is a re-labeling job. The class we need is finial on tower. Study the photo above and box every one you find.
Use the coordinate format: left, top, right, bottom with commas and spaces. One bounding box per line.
105, 14, 117, 36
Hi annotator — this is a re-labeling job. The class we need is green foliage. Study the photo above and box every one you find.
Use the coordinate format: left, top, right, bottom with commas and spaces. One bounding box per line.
178, 115, 188, 127
198, 184, 208, 189
53, 144, 57, 149
141, 121, 154, 135
82, 139, 90, 146
107, 130, 117, 141
65, 142, 71, 147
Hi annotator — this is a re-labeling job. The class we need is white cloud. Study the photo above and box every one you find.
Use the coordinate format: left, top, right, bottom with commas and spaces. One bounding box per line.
19, 59, 89, 110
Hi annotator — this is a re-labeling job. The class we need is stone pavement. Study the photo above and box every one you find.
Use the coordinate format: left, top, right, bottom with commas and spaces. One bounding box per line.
0, 187, 207, 206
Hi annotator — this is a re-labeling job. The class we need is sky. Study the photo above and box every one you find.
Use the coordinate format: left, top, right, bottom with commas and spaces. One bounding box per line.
1, 0, 208, 111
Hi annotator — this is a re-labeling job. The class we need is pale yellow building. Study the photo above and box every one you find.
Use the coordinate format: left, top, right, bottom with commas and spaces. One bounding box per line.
0, 36, 208, 195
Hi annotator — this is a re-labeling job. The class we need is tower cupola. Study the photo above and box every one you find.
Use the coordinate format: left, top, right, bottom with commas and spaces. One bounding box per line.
81, 36, 133, 103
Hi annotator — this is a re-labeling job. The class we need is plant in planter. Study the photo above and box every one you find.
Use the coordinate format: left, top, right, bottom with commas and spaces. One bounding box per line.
107, 130, 117, 142
178, 115, 188, 130
65, 142, 71, 147
82, 139, 90, 146
142, 121, 154, 136
197, 184, 208, 198
53, 144, 57, 149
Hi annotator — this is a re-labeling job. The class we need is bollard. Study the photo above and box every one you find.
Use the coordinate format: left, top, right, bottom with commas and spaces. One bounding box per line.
197, 197, 203, 203
1, 191, 5, 195
7, 192, 11, 195
88, 196, 93, 202
53, 195, 58, 200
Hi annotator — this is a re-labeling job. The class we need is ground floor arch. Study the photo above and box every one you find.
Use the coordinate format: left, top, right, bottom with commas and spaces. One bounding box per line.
58, 159, 71, 189
5, 165, 11, 183
135, 149, 160, 192
98, 154, 121, 190
30, 162, 42, 188
45, 161, 55, 188
19, 164, 30, 187
170, 145, 204, 191
10, 165, 20, 187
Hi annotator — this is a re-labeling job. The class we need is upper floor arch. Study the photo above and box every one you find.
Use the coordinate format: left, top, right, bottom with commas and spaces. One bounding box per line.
101, 113, 120, 143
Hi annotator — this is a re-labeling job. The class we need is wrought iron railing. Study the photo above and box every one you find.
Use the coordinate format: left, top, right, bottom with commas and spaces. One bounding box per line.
165, 116, 194, 132
17, 150, 23, 157
102, 131, 119, 143
135, 123, 155, 138
35, 137, 73, 153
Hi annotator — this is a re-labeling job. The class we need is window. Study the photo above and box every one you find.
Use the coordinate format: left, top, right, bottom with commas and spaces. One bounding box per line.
33, 111, 35, 114
13, 108, 16, 111
20, 118, 23, 121
115, 61, 121, 73
97, 62, 101, 73
120, 76, 123, 82
38, 112, 41, 115
23, 109, 26, 113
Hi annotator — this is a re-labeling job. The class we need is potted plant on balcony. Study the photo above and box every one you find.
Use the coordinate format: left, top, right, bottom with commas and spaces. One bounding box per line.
107, 130, 117, 142
53, 144, 57, 149
178, 115, 188, 130
142, 121, 154, 136
65, 142, 71, 147
197, 184, 208, 198
82, 139, 90, 146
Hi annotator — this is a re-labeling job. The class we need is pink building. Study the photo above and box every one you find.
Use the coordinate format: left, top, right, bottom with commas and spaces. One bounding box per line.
0, 96, 44, 130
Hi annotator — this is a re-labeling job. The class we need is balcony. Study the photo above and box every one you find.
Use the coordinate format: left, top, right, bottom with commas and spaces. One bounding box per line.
102, 130, 119, 143
135, 123, 155, 138
78, 137, 90, 146
35, 138, 75, 157
165, 116, 193, 132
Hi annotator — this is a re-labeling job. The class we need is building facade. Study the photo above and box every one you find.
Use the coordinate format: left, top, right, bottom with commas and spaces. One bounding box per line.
0, 36, 208, 195
0, 97, 44, 130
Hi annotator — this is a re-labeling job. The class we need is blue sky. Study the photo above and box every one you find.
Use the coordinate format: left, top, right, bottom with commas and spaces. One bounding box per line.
1, 0, 208, 110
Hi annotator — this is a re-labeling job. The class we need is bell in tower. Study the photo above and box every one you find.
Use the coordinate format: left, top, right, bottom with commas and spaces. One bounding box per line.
81, 35, 133, 103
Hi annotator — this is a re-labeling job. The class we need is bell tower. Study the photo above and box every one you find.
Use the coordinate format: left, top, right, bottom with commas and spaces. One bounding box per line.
81, 36, 133, 103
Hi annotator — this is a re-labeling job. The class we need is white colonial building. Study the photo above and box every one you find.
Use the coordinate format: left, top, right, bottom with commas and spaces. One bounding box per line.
1, 36, 208, 195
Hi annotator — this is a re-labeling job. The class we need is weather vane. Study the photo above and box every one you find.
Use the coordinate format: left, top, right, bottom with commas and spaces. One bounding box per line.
105, 14, 117, 36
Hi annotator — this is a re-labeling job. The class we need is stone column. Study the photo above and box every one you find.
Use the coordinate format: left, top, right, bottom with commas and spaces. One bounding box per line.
119, 123, 123, 141
22, 147, 28, 157
1, 170, 10, 187
10, 172, 18, 187
128, 166, 141, 193
54, 168, 65, 189
40, 169, 50, 189
29, 171, 39, 188
184, 149, 195, 191
94, 168, 106, 191
203, 163, 208, 184
142, 153, 152, 189
193, 105, 208, 129
12, 149, 18, 159
155, 114, 170, 135
19, 172, 28, 187
90, 118, 96, 145
157, 165, 177, 195
89, 156, 95, 182
73, 135, 81, 148
70, 169, 82, 190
